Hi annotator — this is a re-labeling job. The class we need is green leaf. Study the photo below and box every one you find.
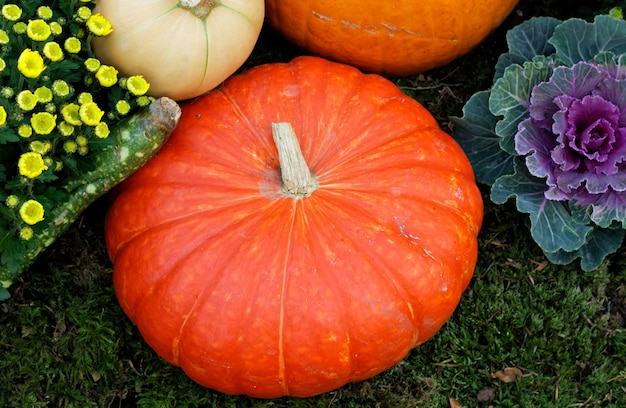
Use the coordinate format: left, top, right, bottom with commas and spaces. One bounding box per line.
550, 15, 626, 65
494, 17, 561, 81
544, 227, 624, 271
577, 227, 624, 270
0, 129, 20, 144
542, 247, 578, 266
491, 159, 593, 253
489, 56, 554, 154
507, 17, 561, 60
0, 287, 10, 300
19, 0, 43, 17
58, 0, 74, 19
451, 91, 513, 185
0, 237, 25, 275
46, 60, 84, 83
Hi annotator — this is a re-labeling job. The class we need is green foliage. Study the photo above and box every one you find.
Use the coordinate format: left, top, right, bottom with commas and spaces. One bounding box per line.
0, 0, 159, 288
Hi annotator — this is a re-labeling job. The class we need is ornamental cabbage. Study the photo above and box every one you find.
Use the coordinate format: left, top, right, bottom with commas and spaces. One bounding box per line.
453, 11, 626, 271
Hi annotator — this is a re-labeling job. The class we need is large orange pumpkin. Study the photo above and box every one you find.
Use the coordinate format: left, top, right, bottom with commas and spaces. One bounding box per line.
264, 0, 519, 76
105, 56, 483, 398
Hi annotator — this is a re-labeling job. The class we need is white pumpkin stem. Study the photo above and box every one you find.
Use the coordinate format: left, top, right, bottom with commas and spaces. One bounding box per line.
179, 0, 217, 19
272, 122, 319, 199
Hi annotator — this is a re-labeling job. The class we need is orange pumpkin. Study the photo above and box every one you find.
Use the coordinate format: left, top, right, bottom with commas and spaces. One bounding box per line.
264, 0, 519, 76
105, 56, 483, 398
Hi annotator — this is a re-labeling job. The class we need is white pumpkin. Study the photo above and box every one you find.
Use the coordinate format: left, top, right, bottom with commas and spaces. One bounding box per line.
91, 0, 265, 101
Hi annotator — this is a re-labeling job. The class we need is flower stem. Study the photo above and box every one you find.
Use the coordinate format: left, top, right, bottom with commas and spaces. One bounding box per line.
272, 122, 319, 199
179, 0, 218, 19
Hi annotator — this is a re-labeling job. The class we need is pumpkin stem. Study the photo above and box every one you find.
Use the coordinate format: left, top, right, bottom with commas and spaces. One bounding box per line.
272, 122, 319, 199
179, 0, 218, 19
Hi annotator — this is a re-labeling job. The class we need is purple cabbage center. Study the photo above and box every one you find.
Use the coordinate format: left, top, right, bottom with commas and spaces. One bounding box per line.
551, 94, 624, 175
515, 61, 626, 206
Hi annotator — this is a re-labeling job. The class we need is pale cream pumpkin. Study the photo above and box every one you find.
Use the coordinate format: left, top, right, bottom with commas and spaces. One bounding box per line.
91, 0, 265, 101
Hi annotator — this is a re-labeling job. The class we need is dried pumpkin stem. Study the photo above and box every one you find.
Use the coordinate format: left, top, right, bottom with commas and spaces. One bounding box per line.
272, 122, 319, 199
179, 0, 218, 19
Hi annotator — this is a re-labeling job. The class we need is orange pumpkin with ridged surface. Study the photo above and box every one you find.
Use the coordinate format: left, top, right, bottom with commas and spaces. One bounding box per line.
265, 0, 519, 76
104, 56, 483, 398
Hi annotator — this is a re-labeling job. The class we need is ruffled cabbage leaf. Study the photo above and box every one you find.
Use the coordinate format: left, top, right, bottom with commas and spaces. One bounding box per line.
453, 13, 626, 271
450, 91, 513, 185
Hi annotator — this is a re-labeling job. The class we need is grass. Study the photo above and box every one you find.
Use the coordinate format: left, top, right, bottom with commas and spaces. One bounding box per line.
2, 0, 626, 406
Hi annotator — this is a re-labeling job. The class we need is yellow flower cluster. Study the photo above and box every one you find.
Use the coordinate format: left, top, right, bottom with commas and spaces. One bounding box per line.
17, 49, 46, 78
0, 1, 153, 243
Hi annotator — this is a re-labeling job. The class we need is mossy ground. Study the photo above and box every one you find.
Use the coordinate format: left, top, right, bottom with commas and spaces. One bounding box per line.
2, 0, 625, 407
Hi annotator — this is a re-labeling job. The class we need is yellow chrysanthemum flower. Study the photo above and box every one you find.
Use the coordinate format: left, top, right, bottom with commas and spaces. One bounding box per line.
115, 100, 131, 115
76, 135, 88, 146
127, 75, 150, 96
30, 112, 57, 135
27, 19, 51, 41
0, 106, 6, 126
1, 4, 22, 21
63, 140, 78, 154
58, 121, 74, 136
64, 37, 81, 53
37, 6, 53, 20
16, 90, 38, 111
45, 103, 56, 114
19, 227, 34, 241
18, 124, 33, 138
49, 21, 62, 36
52, 79, 71, 98
0, 58, 6, 73
29, 140, 52, 155
6, 195, 20, 208
95, 122, 110, 139
43, 41, 64, 62
77, 92, 93, 105
84, 57, 101, 72
95, 65, 118, 87
34, 86, 53, 103
86, 13, 113, 36
79, 102, 104, 126
61, 103, 82, 126
18, 152, 48, 178
0, 87, 12, 99
17, 49, 46, 78
76, 6, 91, 21
0, 29, 9, 45
13, 22, 27, 35
19, 200, 45, 225
136, 96, 154, 107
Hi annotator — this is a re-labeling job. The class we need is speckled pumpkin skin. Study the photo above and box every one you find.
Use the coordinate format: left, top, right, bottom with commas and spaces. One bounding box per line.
265, 0, 519, 76
105, 56, 484, 398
